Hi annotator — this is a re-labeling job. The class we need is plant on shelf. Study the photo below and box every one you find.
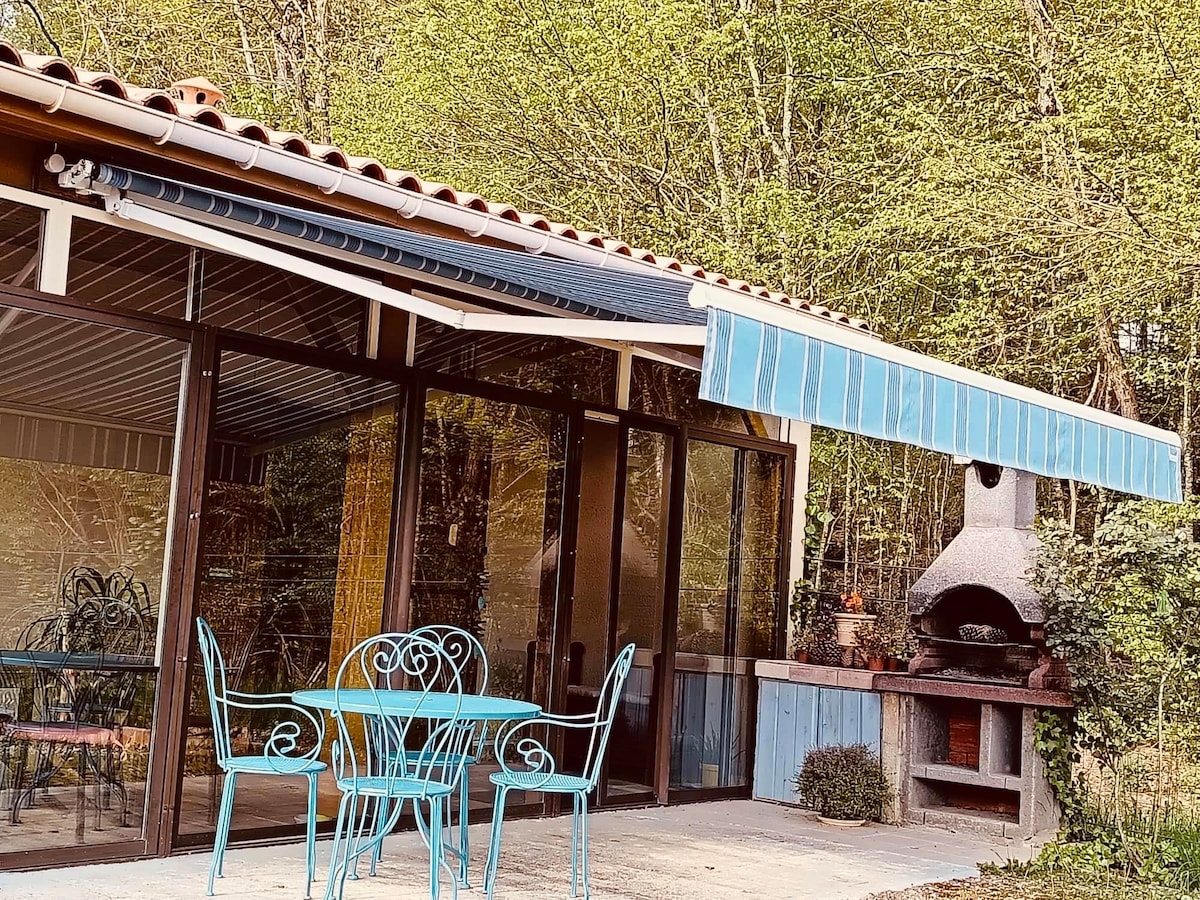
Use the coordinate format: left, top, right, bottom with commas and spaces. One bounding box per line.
831, 590, 876, 650
856, 619, 890, 671
873, 601, 914, 670
794, 743, 891, 826
806, 623, 843, 668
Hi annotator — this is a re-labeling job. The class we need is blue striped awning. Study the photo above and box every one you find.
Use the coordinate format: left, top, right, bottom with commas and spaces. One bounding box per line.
89, 164, 703, 326
699, 307, 1183, 502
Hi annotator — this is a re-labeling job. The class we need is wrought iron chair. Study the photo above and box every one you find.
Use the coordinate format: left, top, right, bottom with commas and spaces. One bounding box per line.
325, 633, 476, 900
3, 567, 156, 834
195, 617, 327, 898
483, 643, 636, 900
368, 625, 488, 884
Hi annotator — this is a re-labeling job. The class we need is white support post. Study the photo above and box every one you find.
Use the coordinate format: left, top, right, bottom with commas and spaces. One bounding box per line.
37, 205, 72, 294
783, 418, 812, 653
616, 349, 633, 410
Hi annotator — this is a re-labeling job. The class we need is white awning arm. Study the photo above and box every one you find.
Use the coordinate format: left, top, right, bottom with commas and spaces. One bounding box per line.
111, 198, 707, 345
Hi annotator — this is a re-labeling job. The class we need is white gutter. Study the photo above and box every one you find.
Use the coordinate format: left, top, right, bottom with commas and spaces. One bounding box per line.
111, 196, 707, 345
0, 60, 862, 332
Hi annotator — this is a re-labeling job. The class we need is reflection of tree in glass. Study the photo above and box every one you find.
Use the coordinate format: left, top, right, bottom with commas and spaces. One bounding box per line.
0, 460, 169, 648
412, 393, 564, 703
198, 429, 351, 694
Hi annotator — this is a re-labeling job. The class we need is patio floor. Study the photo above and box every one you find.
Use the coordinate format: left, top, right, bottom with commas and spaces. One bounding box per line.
0, 800, 1033, 900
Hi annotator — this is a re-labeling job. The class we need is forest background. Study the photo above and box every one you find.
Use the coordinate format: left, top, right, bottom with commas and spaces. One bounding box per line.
5, 0, 1199, 582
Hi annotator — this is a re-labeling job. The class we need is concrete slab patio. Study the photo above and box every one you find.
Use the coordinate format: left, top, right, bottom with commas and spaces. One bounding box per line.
0, 800, 1033, 900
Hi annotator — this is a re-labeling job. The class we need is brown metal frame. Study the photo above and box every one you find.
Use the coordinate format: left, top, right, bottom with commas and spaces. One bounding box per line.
584, 409, 796, 809
0, 279, 798, 867
0, 283, 200, 870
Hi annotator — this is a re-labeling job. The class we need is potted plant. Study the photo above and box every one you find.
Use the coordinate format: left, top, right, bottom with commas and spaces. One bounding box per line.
856, 619, 889, 671
831, 591, 875, 650
805, 618, 843, 667
794, 744, 890, 826
873, 601, 912, 671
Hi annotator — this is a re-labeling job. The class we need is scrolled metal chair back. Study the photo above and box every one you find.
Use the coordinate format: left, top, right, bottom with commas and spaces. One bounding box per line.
581, 642, 636, 788
331, 633, 476, 799
196, 617, 236, 767
409, 625, 488, 695
196, 617, 324, 773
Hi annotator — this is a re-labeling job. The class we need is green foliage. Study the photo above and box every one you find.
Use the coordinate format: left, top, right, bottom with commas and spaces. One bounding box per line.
1029, 502, 1200, 887
794, 743, 890, 821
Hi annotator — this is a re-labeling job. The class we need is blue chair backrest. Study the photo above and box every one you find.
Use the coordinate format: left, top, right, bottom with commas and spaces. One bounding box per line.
196, 617, 236, 768
582, 643, 636, 789
195, 616, 324, 773
331, 632, 477, 798
409, 625, 488, 695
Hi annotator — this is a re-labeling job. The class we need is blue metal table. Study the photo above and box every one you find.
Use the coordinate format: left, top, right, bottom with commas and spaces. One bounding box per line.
0, 650, 157, 672
291, 689, 540, 721
292, 688, 541, 887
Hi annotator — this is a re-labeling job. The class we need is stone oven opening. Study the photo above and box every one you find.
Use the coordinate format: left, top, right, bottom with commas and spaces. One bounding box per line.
920, 584, 1030, 643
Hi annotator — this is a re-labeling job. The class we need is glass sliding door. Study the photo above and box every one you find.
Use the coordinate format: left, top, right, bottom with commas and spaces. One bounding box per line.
606, 426, 676, 801
177, 350, 399, 843
0, 302, 187, 858
409, 388, 567, 815
669, 439, 787, 795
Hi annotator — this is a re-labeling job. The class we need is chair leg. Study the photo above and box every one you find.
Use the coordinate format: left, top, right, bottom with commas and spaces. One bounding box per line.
208, 770, 238, 896
570, 793, 581, 898
325, 792, 359, 900
580, 792, 591, 900
304, 773, 319, 899
428, 797, 443, 900
369, 796, 390, 877
457, 772, 471, 887
484, 786, 508, 900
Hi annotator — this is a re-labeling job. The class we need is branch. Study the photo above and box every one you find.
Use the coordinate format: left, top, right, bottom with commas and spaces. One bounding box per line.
21, 0, 62, 57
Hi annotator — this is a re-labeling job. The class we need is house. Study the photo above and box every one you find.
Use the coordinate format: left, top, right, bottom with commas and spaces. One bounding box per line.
0, 44, 1179, 870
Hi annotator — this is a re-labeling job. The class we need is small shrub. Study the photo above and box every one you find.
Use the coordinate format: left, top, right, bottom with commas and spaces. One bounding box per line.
794, 743, 890, 821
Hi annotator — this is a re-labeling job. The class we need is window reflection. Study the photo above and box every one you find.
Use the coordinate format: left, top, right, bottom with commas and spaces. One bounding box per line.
179, 352, 398, 840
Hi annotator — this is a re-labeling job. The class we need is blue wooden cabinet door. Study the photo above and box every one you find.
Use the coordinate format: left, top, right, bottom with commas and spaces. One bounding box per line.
753, 681, 882, 804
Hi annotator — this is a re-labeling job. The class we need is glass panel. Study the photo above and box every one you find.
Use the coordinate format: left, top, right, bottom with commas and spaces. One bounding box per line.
67, 220, 192, 317
196, 252, 365, 353
414, 321, 616, 404
564, 420, 618, 790
0, 304, 185, 853
738, 450, 785, 658
0, 200, 40, 288
629, 357, 779, 438
178, 352, 398, 839
671, 440, 786, 792
609, 427, 673, 797
410, 388, 566, 812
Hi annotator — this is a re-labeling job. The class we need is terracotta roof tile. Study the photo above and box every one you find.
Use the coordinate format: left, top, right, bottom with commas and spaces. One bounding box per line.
0, 40, 870, 330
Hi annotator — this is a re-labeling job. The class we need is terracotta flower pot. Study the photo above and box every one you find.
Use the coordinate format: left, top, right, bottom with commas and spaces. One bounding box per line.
886, 657, 904, 672
795, 649, 809, 664
867, 656, 885, 672
831, 612, 875, 648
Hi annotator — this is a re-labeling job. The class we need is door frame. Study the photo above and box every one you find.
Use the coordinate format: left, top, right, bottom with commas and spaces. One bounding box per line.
579, 409, 795, 809
0, 284, 200, 870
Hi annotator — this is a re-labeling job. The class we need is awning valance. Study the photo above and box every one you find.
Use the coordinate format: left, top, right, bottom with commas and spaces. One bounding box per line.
697, 305, 1182, 502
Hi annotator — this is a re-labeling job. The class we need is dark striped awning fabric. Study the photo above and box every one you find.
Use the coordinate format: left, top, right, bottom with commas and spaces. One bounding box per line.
91, 165, 704, 326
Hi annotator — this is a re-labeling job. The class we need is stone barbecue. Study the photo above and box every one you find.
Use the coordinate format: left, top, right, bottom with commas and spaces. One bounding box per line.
906, 463, 1068, 691
874, 462, 1070, 839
